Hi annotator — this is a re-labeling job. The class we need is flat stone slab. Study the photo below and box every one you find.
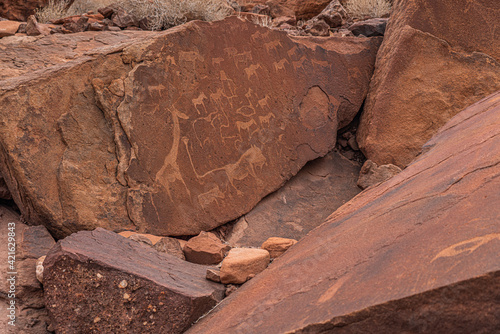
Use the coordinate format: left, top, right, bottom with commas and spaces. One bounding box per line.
226, 150, 361, 247
186, 91, 500, 333
43, 228, 225, 333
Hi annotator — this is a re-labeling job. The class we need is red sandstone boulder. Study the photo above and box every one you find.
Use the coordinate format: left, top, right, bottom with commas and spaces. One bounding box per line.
357, 0, 500, 167
0, 16, 381, 238
261, 237, 297, 258
187, 90, 500, 333
43, 228, 225, 333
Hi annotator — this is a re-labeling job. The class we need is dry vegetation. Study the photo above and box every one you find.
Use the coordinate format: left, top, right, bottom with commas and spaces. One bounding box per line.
344, 0, 391, 19
36, 0, 232, 29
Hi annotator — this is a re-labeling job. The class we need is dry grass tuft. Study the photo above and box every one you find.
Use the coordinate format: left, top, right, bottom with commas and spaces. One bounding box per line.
344, 0, 391, 19
36, 0, 232, 29
120, 0, 232, 30
36, 0, 115, 23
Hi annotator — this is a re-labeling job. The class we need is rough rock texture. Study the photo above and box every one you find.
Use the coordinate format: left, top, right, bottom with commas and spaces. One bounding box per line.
154, 237, 186, 260
0, 17, 381, 238
0, 0, 67, 21
127, 233, 154, 246
226, 150, 361, 247
43, 228, 225, 333
220, 248, 270, 284
261, 237, 297, 258
0, 205, 55, 333
356, 159, 401, 190
348, 18, 388, 37
237, 0, 331, 19
357, 0, 500, 167
187, 91, 500, 333
0, 20, 21, 38
184, 232, 231, 265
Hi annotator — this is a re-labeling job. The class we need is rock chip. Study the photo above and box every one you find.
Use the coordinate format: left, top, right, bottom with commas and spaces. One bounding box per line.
184, 232, 231, 265
0, 20, 22, 38
220, 248, 270, 284
261, 237, 297, 258
0, 16, 381, 238
226, 151, 361, 247
43, 228, 225, 333
187, 90, 500, 333
36, 255, 46, 283
206, 268, 222, 283
154, 237, 185, 260
25, 15, 49, 36
356, 159, 401, 190
357, 0, 500, 167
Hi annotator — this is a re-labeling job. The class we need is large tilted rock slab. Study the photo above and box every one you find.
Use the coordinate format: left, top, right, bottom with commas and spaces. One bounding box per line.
0, 16, 381, 238
43, 228, 225, 333
187, 91, 500, 333
357, 0, 500, 167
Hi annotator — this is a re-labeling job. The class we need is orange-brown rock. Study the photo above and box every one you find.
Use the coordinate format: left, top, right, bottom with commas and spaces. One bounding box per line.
220, 248, 270, 284
261, 237, 297, 258
43, 228, 225, 333
226, 150, 361, 247
0, 17, 381, 238
237, 0, 331, 19
184, 232, 231, 265
0, 20, 21, 38
118, 231, 163, 245
187, 91, 500, 333
357, 0, 500, 167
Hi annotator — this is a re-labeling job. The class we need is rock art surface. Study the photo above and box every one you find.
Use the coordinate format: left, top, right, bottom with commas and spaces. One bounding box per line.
43, 228, 225, 333
0, 16, 381, 238
187, 91, 500, 333
0, 205, 55, 334
357, 0, 500, 167
226, 150, 361, 247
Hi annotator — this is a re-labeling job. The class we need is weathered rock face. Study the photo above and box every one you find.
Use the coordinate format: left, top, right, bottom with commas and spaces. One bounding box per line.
0, 16, 381, 238
357, 0, 500, 167
226, 150, 361, 247
0, 205, 55, 333
43, 228, 225, 333
186, 91, 500, 333
236, 0, 331, 19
